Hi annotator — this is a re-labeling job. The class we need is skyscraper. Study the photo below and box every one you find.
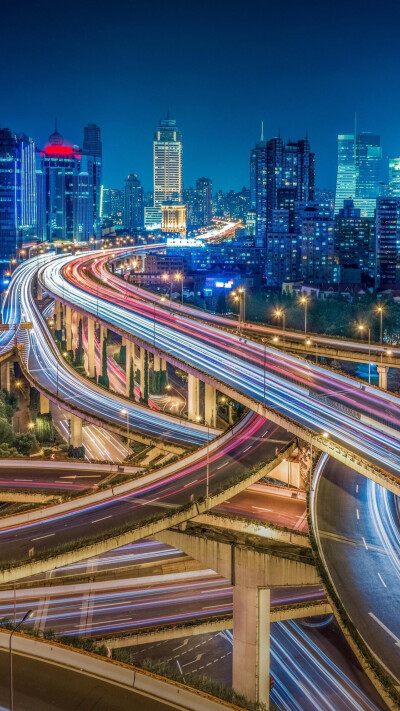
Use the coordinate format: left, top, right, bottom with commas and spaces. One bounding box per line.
334, 199, 375, 285
0, 128, 37, 263
38, 126, 98, 242
124, 174, 144, 230
376, 197, 400, 287
194, 178, 212, 227
388, 158, 400, 197
334, 133, 381, 217
83, 124, 102, 236
300, 204, 337, 285
153, 115, 182, 211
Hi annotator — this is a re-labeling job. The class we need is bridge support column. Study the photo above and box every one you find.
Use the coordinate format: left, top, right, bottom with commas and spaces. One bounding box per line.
70, 414, 83, 448
39, 393, 50, 415
100, 324, 107, 348
139, 346, 146, 397
161, 359, 167, 371
204, 383, 216, 427
86, 318, 95, 378
153, 355, 161, 372
126, 341, 134, 397
188, 374, 200, 421
233, 586, 270, 708
65, 306, 72, 350
55, 300, 62, 330
37, 283, 43, 301
377, 365, 388, 390
0, 362, 10, 392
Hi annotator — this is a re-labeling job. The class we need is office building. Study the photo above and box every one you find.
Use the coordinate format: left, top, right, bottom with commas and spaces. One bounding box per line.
376, 197, 400, 287
124, 174, 144, 230
300, 204, 337, 284
161, 204, 186, 233
38, 126, 98, 242
334, 199, 375, 285
195, 177, 212, 227
83, 123, 102, 236
153, 114, 182, 215
389, 158, 400, 197
0, 128, 37, 262
334, 133, 381, 217
100, 187, 123, 224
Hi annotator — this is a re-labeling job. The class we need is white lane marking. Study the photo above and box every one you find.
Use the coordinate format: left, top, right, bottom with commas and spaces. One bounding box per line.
369, 612, 400, 646
140, 498, 158, 506
14, 479, 33, 482
243, 446, 252, 452
378, 573, 387, 588
60, 475, 102, 479
31, 533, 55, 542
362, 537, 369, 550
91, 515, 112, 524
356, 509, 360, 520
184, 480, 198, 488
252, 506, 273, 512
217, 462, 228, 469
356, 484, 359, 493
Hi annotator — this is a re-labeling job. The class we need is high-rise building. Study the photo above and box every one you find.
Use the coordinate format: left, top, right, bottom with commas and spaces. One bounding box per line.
376, 197, 400, 287
388, 158, 400, 197
300, 204, 337, 285
0, 128, 37, 262
195, 177, 212, 227
153, 114, 182, 212
100, 187, 124, 223
251, 133, 315, 252
38, 126, 99, 242
334, 133, 381, 217
124, 174, 144, 230
83, 124, 102, 236
334, 199, 375, 285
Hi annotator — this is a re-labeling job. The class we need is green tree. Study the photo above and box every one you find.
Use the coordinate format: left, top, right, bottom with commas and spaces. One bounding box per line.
98, 336, 109, 389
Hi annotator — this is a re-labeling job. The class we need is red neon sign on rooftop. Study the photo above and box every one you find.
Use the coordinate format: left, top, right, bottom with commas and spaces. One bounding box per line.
42, 145, 81, 157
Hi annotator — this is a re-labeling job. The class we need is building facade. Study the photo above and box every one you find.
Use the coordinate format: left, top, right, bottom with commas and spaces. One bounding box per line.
0, 128, 37, 262
123, 174, 144, 230
195, 177, 212, 227
376, 197, 400, 287
388, 158, 400, 197
153, 115, 182, 210
83, 123, 102, 236
334, 199, 375, 285
334, 133, 381, 217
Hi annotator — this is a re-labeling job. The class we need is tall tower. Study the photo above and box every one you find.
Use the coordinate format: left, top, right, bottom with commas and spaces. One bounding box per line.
153, 115, 182, 213
334, 132, 381, 217
83, 124, 102, 158
83, 124, 102, 236
124, 174, 144, 230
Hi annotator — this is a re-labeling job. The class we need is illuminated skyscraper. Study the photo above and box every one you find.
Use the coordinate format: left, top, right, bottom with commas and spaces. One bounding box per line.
334, 133, 381, 217
124, 174, 144, 230
0, 128, 37, 262
388, 158, 400, 197
153, 115, 182, 211
195, 177, 212, 227
376, 197, 400, 286
83, 124, 102, 236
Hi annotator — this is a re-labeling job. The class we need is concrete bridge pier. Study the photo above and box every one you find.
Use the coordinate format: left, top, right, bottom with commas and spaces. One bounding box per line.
39, 393, 50, 414
188, 374, 200, 421
86, 318, 95, 378
70, 414, 83, 448
126, 340, 134, 397
377, 365, 388, 390
204, 383, 216, 427
55, 300, 62, 331
0, 362, 10, 392
139, 346, 146, 397
233, 585, 270, 707
65, 306, 72, 350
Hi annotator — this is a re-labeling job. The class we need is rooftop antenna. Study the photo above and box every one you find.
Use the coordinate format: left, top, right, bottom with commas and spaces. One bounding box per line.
261, 121, 264, 142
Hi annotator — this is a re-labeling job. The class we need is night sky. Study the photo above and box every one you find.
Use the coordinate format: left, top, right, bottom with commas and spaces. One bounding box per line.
1, 0, 400, 192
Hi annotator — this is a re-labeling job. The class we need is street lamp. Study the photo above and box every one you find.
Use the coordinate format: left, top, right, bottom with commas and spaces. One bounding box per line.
10, 610, 33, 711
300, 296, 308, 335
197, 416, 210, 500
376, 305, 384, 345
275, 310, 285, 346
261, 337, 267, 407
120, 408, 129, 441
174, 272, 183, 304
358, 324, 371, 384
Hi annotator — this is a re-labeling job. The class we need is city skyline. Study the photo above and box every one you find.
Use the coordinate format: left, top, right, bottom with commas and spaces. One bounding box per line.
2, 0, 400, 191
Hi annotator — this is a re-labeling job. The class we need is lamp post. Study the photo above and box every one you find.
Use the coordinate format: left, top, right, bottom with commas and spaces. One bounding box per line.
261, 337, 267, 407
238, 287, 245, 324
174, 272, 183, 304
377, 305, 383, 345
120, 408, 129, 442
275, 310, 285, 347
358, 324, 371, 384
10, 610, 33, 711
300, 296, 308, 335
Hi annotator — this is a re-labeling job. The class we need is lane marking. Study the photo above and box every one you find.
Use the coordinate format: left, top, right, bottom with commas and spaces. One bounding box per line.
217, 462, 228, 469
184, 480, 198, 488
377, 573, 387, 588
362, 537, 369, 550
356, 484, 359, 493
356, 509, 360, 520
31, 533, 55, 542
252, 506, 273, 512
91, 515, 112, 524
369, 612, 400, 646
